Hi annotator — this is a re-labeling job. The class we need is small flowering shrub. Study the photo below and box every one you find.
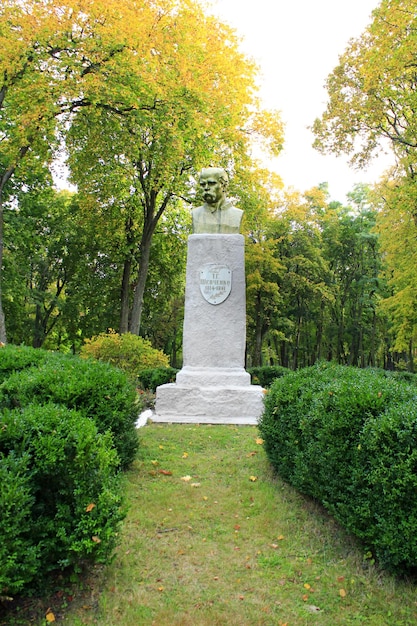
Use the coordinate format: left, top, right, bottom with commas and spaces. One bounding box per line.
80, 331, 169, 380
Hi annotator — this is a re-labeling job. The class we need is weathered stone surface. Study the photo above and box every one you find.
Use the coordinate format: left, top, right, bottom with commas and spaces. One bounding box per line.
153, 383, 264, 425
154, 234, 264, 424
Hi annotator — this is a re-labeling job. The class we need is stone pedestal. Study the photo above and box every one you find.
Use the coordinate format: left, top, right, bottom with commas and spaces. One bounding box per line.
154, 234, 264, 424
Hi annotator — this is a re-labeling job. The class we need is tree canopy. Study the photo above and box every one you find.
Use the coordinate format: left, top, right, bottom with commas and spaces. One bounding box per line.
0, 0, 284, 340
312, 0, 417, 173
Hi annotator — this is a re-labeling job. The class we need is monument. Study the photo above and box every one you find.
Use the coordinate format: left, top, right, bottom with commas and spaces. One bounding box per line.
154, 167, 265, 424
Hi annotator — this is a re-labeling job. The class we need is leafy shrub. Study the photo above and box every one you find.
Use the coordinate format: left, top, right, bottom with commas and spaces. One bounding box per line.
248, 365, 289, 388
259, 363, 417, 574
138, 366, 179, 392
80, 331, 169, 380
0, 452, 39, 596
0, 403, 124, 595
0, 344, 49, 384
0, 352, 140, 469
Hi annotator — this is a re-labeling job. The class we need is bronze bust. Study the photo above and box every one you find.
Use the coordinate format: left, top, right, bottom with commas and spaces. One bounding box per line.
192, 167, 243, 234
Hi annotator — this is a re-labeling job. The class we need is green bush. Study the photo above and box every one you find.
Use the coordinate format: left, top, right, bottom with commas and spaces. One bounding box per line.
0, 452, 39, 596
0, 351, 140, 469
138, 366, 179, 392
0, 344, 49, 384
0, 403, 124, 595
80, 331, 169, 379
248, 365, 289, 388
259, 363, 417, 574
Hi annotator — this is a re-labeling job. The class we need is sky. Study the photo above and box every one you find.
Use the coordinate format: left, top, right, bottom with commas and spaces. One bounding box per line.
209, 0, 394, 203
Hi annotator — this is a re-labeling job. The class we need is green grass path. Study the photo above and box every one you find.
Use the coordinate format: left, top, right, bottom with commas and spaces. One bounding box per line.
67, 423, 416, 626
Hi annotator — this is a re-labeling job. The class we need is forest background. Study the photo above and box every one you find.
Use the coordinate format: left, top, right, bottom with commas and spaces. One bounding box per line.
1, 0, 416, 372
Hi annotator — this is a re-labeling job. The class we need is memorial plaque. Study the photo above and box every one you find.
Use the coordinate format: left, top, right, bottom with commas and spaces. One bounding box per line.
199, 264, 232, 305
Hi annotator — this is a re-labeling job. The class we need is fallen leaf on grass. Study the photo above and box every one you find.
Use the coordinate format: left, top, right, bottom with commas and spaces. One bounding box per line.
181, 475, 192, 482
92, 536, 101, 543
191, 482, 201, 487
46, 610, 55, 623
182, 452, 189, 458
85, 503, 96, 513
339, 588, 347, 598
255, 437, 264, 445
303, 583, 311, 590
249, 476, 258, 482
159, 470, 173, 476
247, 451, 257, 457
306, 605, 321, 613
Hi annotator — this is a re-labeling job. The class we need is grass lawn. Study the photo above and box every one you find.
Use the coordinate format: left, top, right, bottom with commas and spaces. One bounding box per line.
4, 423, 417, 625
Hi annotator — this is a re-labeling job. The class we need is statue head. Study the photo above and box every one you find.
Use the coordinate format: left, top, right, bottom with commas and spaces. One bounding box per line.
199, 167, 229, 206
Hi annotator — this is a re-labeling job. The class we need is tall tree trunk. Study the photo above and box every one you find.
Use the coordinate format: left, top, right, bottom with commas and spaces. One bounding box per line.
368, 309, 377, 367
293, 314, 302, 370
0, 181, 10, 343
129, 226, 154, 335
0, 148, 29, 344
408, 338, 414, 373
119, 256, 132, 333
314, 300, 325, 363
128, 191, 172, 336
119, 215, 136, 333
253, 292, 263, 366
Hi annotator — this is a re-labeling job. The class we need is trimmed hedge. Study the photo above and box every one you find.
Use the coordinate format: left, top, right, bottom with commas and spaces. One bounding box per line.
259, 362, 417, 574
0, 344, 49, 384
248, 365, 289, 388
0, 352, 140, 469
0, 403, 124, 595
138, 366, 179, 392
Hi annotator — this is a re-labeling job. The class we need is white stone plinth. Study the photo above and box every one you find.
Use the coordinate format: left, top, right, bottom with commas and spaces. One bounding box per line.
154, 234, 264, 424
153, 383, 264, 425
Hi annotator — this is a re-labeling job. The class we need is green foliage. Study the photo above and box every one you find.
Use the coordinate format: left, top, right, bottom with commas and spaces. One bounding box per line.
0, 452, 39, 596
259, 363, 417, 573
0, 349, 140, 469
0, 344, 49, 383
247, 365, 289, 388
0, 403, 124, 595
313, 0, 417, 170
137, 367, 179, 392
80, 332, 169, 380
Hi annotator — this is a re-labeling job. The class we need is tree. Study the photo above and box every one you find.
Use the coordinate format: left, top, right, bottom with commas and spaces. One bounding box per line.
311, 0, 417, 369
0, 0, 164, 341
373, 174, 417, 370
64, 0, 284, 335
312, 0, 417, 173
3, 182, 88, 349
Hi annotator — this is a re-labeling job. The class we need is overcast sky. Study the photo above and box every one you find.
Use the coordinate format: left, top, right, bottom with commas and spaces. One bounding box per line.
209, 0, 394, 203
